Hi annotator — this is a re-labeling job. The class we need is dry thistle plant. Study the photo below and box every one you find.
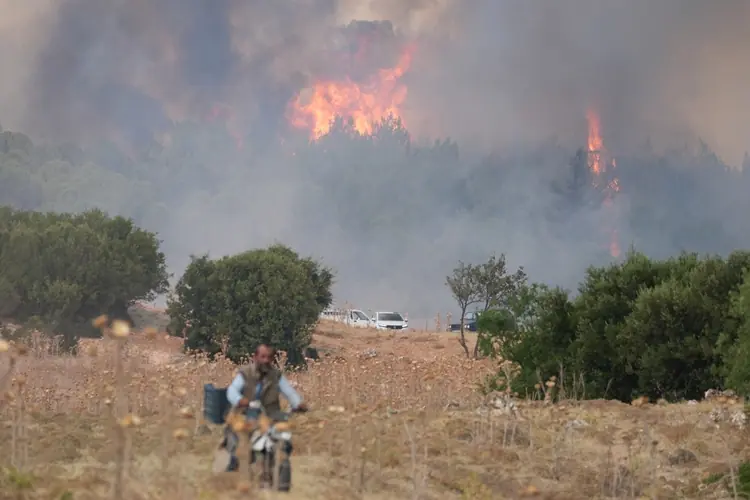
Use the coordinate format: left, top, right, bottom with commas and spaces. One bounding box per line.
171, 400, 193, 498
93, 315, 138, 500
10, 373, 29, 469
171, 385, 192, 447
7, 309, 750, 499
0, 340, 30, 470
535, 372, 558, 405
0, 338, 18, 405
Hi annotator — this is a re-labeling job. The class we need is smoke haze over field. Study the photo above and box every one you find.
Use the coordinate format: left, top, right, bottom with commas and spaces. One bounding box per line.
1, 1, 749, 318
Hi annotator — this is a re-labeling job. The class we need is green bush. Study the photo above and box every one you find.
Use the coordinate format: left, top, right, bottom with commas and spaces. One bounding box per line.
474, 250, 750, 402
720, 269, 750, 397
0, 206, 169, 349
167, 244, 333, 365
478, 284, 579, 397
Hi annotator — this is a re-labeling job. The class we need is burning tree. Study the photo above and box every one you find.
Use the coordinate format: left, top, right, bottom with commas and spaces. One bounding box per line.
586, 108, 621, 258
287, 21, 414, 140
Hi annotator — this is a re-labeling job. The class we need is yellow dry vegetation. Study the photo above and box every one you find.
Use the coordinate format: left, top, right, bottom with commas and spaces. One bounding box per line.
0, 316, 747, 499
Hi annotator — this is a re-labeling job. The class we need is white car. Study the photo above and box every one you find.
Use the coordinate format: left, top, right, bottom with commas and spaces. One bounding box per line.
320, 308, 345, 322
373, 311, 408, 330
320, 308, 374, 328
346, 309, 373, 328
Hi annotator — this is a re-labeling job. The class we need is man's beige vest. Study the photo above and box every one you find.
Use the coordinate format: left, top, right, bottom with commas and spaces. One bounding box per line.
239, 361, 282, 414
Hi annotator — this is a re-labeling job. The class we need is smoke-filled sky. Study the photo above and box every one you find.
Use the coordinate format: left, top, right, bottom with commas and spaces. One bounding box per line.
3, 0, 749, 162
1, 0, 749, 319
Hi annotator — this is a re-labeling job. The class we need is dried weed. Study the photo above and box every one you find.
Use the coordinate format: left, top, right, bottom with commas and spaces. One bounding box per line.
0, 320, 747, 499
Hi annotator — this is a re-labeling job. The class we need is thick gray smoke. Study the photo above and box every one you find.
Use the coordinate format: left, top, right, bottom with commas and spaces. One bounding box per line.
406, 0, 750, 164
1, 0, 749, 321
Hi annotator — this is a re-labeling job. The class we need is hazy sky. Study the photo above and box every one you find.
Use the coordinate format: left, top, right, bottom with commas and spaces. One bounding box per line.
2, 0, 748, 162
1, 0, 749, 318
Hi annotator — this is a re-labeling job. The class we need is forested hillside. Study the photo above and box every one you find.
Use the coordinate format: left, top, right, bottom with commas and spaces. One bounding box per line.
2, 119, 750, 316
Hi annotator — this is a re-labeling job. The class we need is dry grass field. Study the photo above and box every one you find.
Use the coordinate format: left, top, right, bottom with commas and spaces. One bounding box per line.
1, 314, 749, 499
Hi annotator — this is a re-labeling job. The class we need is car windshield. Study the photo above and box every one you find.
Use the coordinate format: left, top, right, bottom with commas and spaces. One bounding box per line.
378, 312, 404, 322
354, 311, 369, 320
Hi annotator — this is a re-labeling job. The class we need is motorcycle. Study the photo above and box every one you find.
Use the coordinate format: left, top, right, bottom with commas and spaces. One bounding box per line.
248, 403, 295, 491
214, 400, 300, 491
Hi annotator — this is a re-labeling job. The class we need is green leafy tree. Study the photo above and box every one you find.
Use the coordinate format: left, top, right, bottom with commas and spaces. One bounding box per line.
478, 284, 577, 396
471, 253, 527, 358
474, 250, 750, 402
571, 250, 672, 398
446, 261, 480, 357
447, 254, 527, 358
722, 270, 750, 395
609, 251, 750, 400
570, 250, 750, 401
619, 277, 718, 400
167, 244, 333, 365
0, 207, 169, 349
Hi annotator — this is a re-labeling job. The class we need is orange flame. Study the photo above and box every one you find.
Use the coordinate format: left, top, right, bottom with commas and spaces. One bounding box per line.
288, 47, 413, 140
586, 108, 621, 257
586, 109, 604, 178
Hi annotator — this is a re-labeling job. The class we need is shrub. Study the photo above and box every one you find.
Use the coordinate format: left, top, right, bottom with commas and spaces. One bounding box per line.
478, 284, 578, 396
167, 244, 333, 365
0, 206, 169, 350
720, 269, 750, 397
474, 250, 750, 402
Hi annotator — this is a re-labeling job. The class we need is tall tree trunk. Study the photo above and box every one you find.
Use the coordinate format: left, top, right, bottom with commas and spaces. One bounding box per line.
457, 306, 470, 358
472, 332, 482, 359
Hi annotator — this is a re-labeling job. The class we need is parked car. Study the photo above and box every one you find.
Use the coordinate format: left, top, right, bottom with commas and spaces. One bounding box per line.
345, 309, 373, 328
373, 311, 408, 330
320, 307, 346, 322
320, 307, 374, 328
448, 311, 479, 332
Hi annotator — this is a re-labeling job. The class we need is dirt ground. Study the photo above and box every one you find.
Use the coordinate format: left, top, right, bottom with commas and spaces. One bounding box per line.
313, 318, 479, 358
1, 312, 748, 499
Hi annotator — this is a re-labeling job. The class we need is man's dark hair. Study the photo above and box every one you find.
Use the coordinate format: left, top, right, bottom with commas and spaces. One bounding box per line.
254, 344, 277, 356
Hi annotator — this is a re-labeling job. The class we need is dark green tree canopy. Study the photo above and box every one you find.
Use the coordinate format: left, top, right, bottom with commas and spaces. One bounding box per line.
167, 244, 333, 365
0, 206, 169, 348
472, 249, 750, 402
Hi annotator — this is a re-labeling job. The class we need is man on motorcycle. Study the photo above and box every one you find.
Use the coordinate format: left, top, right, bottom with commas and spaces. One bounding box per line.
213, 344, 308, 478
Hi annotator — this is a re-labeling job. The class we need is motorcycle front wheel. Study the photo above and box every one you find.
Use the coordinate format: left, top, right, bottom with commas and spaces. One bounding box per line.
249, 448, 275, 489
277, 455, 291, 491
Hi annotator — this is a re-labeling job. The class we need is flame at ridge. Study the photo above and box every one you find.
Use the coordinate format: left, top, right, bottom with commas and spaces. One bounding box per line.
287, 46, 414, 140
586, 109, 604, 178
586, 108, 621, 258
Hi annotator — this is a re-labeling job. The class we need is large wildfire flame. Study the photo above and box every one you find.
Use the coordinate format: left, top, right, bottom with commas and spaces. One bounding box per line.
587, 108, 621, 258
288, 47, 413, 140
